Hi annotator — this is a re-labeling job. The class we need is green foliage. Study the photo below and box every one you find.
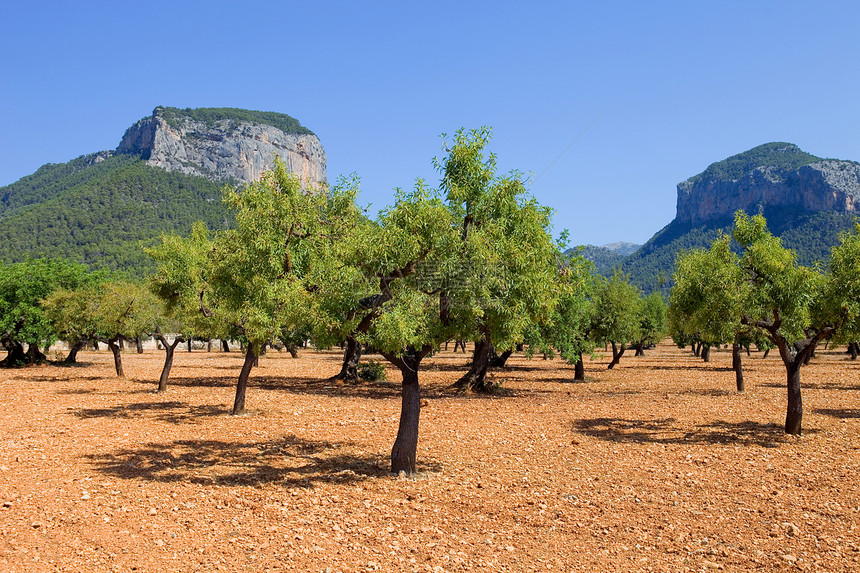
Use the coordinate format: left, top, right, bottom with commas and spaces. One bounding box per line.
623, 207, 859, 296
0, 258, 97, 351
638, 291, 667, 346
0, 155, 231, 275
824, 222, 860, 344
437, 127, 560, 353
45, 280, 159, 345
669, 233, 745, 346
358, 359, 387, 381
591, 270, 642, 346
687, 142, 822, 185
159, 106, 313, 135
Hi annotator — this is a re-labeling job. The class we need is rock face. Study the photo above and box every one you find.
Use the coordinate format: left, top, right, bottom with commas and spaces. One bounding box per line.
116, 107, 327, 186
676, 143, 860, 225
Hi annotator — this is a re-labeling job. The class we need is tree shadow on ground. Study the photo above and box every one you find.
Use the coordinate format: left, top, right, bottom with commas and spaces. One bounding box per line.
572, 417, 813, 447
69, 401, 226, 424
84, 435, 437, 487
761, 381, 860, 391
635, 364, 740, 373
814, 408, 860, 419
14, 374, 104, 383
55, 388, 100, 395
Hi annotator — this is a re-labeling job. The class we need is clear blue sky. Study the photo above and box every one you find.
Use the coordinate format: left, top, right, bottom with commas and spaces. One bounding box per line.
2, 1, 859, 246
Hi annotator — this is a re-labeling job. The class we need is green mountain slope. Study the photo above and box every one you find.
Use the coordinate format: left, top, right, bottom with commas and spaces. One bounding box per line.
623, 206, 858, 294
0, 155, 231, 275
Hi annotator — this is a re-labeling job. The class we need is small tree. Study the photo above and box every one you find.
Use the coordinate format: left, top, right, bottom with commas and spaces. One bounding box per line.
669, 234, 748, 390
591, 270, 642, 369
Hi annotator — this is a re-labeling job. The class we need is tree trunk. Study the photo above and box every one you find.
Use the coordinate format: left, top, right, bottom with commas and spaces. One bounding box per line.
391, 363, 420, 475
25, 343, 46, 364
232, 344, 257, 415
0, 340, 27, 367
785, 362, 802, 435
207, 339, 212, 352
762, 347, 770, 359
107, 339, 124, 377
701, 344, 711, 362
491, 349, 513, 368
221, 339, 230, 352
574, 352, 585, 381
634, 342, 644, 356
156, 335, 184, 393
732, 339, 744, 393
607, 341, 625, 369
849, 342, 858, 360
63, 339, 87, 364
187, 339, 192, 352
453, 336, 493, 391
134, 337, 143, 354
693, 341, 701, 357
331, 336, 362, 383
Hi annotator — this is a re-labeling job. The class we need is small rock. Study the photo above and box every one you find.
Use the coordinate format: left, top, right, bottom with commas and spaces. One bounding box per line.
703, 560, 722, 569
781, 554, 797, 564
149, 508, 157, 516
31, 522, 43, 529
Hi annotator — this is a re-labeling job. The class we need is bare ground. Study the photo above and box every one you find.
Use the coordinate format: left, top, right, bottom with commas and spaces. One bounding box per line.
0, 341, 858, 572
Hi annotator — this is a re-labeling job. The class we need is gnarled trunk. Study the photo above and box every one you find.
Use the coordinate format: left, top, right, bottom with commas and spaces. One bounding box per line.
221, 339, 230, 352
63, 339, 87, 364
701, 344, 711, 362
607, 341, 625, 369
0, 340, 27, 367
634, 342, 644, 357
155, 333, 184, 393
849, 342, 858, 360
26, 343, 46, 364
135, 337, 144, 354
107, 339, 124, 377
491, 349, 513, 368
232, 344, 257, 415
331, 336, 362, 383
381, 347, 430, 475
453, 336, 493, 392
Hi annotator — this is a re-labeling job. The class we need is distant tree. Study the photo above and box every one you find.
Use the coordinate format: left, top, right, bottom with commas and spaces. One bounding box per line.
826, 222, 860, 356
0, 259, 93, 366
634, 291, 667, 356
591, 270, 642, 369
669, 234, 748, 390
524, 248, 597, 381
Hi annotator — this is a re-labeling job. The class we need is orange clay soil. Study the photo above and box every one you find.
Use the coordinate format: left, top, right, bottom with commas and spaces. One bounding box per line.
0, 340, 858, 573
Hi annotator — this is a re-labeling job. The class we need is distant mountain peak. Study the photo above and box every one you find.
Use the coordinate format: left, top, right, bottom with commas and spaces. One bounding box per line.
116, 106, 327, 186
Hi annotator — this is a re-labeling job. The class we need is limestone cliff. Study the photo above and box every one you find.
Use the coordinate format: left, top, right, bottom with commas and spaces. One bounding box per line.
676, 143, 860, 225
116, 107, 327, 186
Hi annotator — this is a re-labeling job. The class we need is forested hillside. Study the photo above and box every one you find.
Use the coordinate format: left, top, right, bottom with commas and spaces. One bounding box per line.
0, 155, 231, 274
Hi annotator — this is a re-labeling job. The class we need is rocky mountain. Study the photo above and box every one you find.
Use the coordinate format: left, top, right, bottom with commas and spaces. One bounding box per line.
0, 107, 326, 274
116, 107, 327, 186
622, 142, 860, 293
676, 143, 859, 225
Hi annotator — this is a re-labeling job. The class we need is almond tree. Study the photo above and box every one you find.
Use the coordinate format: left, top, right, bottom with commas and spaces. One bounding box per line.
149, 160, 360, 414
437, 128, 560, 392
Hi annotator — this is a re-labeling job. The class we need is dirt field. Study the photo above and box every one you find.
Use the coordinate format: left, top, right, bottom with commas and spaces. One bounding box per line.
0, 341, 858, 572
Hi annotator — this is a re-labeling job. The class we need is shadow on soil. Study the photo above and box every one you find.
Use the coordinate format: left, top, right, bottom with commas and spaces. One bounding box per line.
69, 401, 226, 424
85, 435, 435, 487
814, 408, 860, 419
572, 417, 812, 447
